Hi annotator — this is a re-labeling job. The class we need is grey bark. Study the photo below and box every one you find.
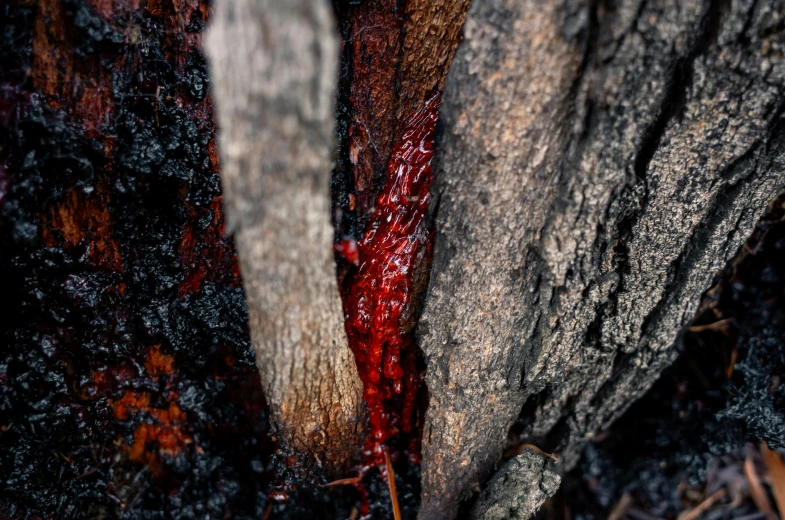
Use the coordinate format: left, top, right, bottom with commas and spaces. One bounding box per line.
204, 0, 365, 477
470, 451, 561, 520
419, 0, 785, 517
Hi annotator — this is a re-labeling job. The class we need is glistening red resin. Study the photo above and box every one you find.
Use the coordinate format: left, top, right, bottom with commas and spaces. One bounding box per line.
339, 94, 440, 468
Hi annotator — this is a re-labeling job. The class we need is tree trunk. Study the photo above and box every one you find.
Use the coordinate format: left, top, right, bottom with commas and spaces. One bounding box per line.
419, 0, 785, 516
204, 0, 366, 478
205, 0, 473, 480
202, 0, 785, 516
3, 0, 785, 517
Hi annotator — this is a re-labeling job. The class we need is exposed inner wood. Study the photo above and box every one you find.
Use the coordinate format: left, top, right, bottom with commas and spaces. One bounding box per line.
333, 0, 471, 235
331, 0, 470, 471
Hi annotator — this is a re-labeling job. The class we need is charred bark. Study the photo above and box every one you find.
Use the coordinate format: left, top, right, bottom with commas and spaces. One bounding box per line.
3, 0, 785, 517
559, 190, 785, 516
419, 0, 785, 516
0, 0, 274, 516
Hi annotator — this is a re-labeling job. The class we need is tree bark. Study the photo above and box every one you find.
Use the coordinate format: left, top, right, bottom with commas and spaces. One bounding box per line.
470, 450, 561, 520
4, 0, 785, 516
204, 0, 366, 477
419, 0, 785, 517
1, 0, 275, 515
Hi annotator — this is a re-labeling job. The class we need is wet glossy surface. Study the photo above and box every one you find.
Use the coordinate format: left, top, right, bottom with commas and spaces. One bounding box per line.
340, 95, 440, 468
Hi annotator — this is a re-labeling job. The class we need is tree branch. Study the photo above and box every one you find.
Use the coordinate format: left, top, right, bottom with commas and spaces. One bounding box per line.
205, 0, 365, 477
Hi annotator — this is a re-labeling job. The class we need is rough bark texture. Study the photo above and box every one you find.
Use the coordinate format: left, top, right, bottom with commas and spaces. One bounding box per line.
204, 0, 365, 477
470, 451, 561, 520
1, 0, 275, 516
333, 0, 470, 235
419, 0, 785, 516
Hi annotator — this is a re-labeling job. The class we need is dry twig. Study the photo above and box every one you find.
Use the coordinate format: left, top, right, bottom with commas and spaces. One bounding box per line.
504, 443, 560, 462
760, 443, 785, 516
384, 449, 402, 520
677, 489, 726, 520
608, 493, 633, 520
745, 451, 774, 515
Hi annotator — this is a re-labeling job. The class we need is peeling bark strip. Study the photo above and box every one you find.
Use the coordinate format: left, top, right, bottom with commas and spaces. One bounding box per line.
420, 0, 785, 517
332, 0, 470, 469
204, 1, 365, 477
